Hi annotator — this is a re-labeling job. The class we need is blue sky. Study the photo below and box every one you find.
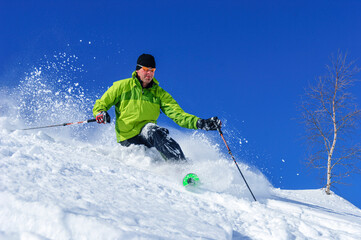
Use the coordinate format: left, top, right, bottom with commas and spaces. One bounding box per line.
1, 1, 361, 207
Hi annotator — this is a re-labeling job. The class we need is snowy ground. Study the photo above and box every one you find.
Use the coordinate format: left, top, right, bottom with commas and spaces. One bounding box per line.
1, 120, 361, 240
1, 65, 361, 239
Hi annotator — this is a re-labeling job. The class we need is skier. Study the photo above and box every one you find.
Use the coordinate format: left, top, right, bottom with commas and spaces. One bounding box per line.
93, 54, 221, 161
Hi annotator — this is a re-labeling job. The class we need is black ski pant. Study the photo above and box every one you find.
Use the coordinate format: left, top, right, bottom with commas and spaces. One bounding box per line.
119, 123, 186, 161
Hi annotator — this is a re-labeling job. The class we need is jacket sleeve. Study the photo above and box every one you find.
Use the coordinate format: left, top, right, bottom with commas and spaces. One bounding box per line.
93, 82, 121, 117
159, 88, 200, 129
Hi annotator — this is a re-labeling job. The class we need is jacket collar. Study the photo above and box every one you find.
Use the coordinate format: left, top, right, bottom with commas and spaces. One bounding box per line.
132, 71, 159, 88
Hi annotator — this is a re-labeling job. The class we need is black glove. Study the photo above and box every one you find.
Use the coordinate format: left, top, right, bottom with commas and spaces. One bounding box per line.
96, 111, 111, 124
197, 117, 221, 131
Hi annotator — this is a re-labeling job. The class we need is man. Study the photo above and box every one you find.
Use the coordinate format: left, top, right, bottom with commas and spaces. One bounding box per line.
93, 54, 220, 161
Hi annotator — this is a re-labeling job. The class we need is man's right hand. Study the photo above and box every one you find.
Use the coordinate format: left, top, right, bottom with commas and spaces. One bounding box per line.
96, 111, 111, 124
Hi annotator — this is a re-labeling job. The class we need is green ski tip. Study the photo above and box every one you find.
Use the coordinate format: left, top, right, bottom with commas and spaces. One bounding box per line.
183, 173, 200, 187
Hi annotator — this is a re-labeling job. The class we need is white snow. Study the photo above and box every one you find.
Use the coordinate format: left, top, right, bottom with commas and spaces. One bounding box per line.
1, 64, 361, 239
1, 121, 361, 240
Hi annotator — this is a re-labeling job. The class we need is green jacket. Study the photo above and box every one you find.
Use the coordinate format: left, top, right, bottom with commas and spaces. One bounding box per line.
93, 71, 200, 142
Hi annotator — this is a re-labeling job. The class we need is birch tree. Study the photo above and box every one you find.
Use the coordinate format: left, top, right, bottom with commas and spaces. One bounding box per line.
301, 52, 361, 195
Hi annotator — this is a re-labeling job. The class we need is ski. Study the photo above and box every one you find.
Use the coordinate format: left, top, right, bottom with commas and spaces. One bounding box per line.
183, 173, 200, 187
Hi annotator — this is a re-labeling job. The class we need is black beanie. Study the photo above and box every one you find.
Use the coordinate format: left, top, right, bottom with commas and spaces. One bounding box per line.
136, 54, 156, 70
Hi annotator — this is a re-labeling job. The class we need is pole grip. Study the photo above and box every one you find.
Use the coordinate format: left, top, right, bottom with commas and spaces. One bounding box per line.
216, 125, 223, 135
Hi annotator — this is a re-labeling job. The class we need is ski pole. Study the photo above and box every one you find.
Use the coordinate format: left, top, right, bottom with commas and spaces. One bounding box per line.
18, 118, 96, 131
217, 126, 257, 202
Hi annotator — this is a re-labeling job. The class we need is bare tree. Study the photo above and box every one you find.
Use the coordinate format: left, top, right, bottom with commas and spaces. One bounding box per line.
301, 51, 361, 195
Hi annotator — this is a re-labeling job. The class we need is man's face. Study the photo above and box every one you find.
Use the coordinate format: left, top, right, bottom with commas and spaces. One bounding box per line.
136, 66, 155, 87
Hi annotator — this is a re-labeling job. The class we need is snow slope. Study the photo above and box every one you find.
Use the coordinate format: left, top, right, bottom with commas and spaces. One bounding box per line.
1, 64, 361, 239
1, 121, 361, 240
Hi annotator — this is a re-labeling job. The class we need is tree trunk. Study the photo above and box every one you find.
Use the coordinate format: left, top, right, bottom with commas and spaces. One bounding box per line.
326, 95, 338, 195
326, 154, 332, 195
326, 133, 336, 195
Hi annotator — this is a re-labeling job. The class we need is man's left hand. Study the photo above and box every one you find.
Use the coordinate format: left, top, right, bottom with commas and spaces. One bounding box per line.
197, 117, 221, 131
